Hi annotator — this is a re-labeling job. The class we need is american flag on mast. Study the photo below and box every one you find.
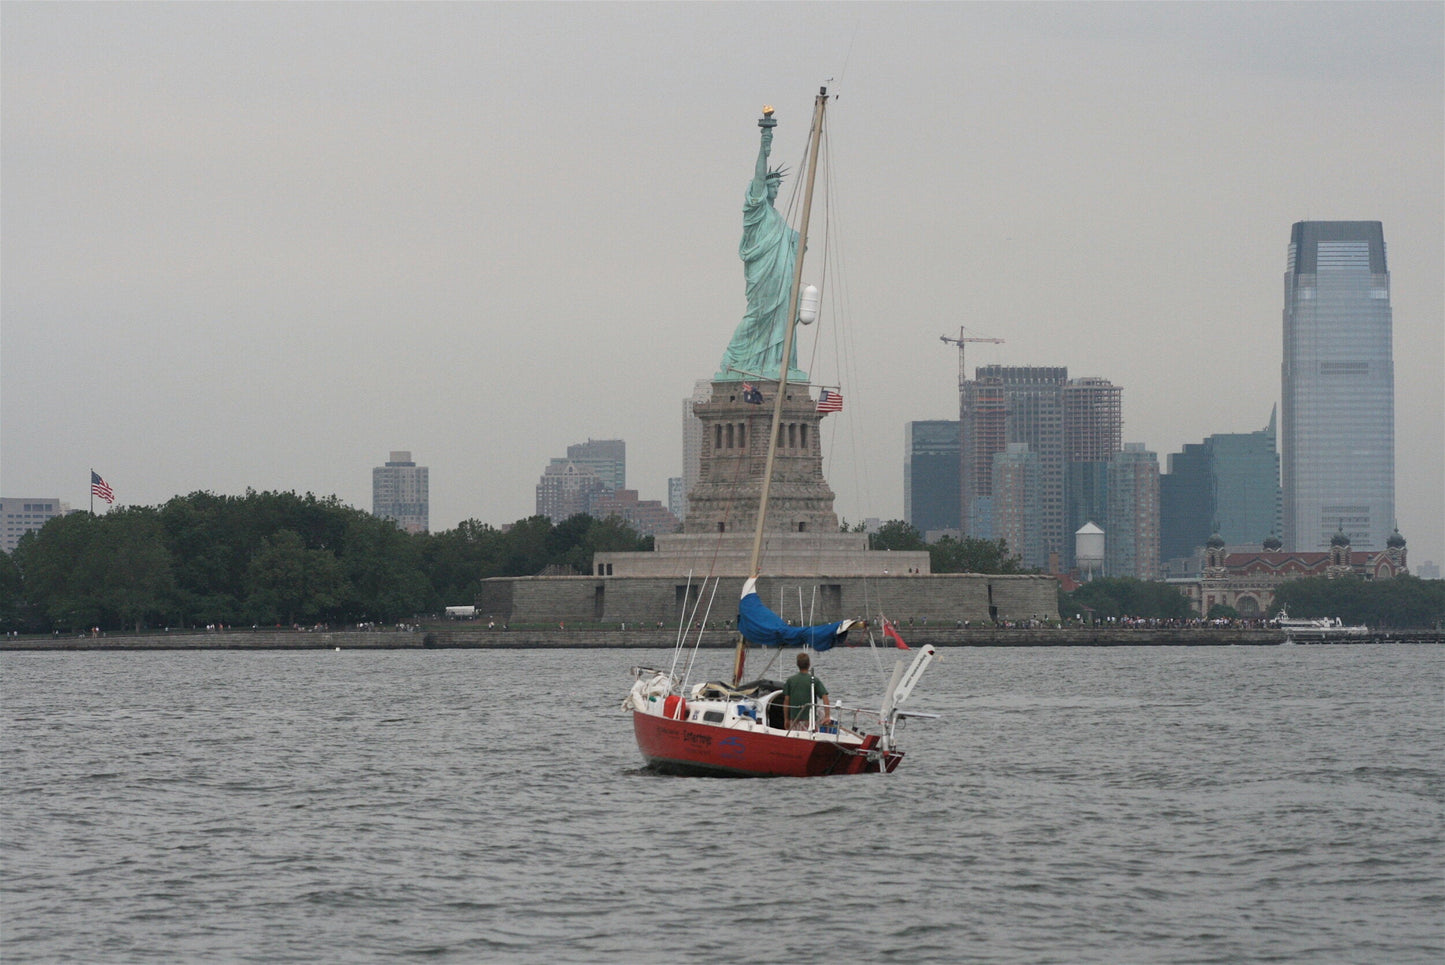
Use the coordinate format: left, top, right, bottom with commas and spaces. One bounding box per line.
90, 470, 115, 504
815, 389, 843, 413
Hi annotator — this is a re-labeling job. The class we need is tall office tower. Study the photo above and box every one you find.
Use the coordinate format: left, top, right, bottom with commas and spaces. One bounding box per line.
535, 461, 606, 522
961, 366, 1067, 558
566, 439, 626, 493
992, 443, 1045, 569
1281, 221, 1394, 551
1063, 377, 1123, 568
905, 420, 961, 536
1210, 409, 1282, 546
960, 375, 1007, 538
1106, 443, 1160, 579
372, 451, 429, 533
1, 497, 71, 554
681, 379, 711, 520
1160, 410, 1282, 563
1160, 442, 1214, 563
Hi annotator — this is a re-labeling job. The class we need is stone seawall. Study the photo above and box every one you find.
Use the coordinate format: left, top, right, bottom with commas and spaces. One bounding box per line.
4, 627, 1439, 652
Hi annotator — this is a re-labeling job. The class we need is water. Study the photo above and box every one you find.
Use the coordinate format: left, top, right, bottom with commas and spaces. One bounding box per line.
3, 645, 1441, 964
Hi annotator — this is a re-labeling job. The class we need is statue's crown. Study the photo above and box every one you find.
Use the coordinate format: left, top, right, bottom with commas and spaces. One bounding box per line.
766, 165, 788, 182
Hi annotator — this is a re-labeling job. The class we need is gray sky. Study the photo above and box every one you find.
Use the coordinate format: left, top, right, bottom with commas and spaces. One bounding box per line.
3, 2, 1442, 566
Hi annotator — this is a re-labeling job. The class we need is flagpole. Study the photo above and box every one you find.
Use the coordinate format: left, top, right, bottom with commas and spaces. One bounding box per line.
89, 468, 94, 515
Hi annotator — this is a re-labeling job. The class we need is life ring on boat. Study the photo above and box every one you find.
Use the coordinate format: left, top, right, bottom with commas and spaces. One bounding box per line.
664, 695, 688, 720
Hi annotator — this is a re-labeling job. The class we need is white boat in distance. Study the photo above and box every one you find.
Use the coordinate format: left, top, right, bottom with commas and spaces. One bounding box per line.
1276, 608, 1370, 641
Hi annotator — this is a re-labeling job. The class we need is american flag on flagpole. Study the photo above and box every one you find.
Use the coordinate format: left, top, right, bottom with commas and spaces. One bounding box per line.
91, 471, 115, 504
815, 389, 843, 413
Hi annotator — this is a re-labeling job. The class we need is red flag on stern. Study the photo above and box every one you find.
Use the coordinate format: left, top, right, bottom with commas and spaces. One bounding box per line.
883, 619, 910, 650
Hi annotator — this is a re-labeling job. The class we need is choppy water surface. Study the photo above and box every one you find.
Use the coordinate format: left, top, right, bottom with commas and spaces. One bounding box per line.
3, 645, 1441, 964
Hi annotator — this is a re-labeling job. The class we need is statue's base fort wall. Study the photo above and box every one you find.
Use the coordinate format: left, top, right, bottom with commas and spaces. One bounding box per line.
477, 573, 1059, 627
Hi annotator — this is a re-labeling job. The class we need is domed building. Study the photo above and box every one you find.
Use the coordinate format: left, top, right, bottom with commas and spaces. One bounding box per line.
1180, 529, 1408, 618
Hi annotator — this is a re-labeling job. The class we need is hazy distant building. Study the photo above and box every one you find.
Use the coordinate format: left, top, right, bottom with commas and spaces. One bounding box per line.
1281, 221, 1394, 552
536, 461, 607, 523
372, 451, 428, 534
567, 439, 626, 493
1160, 442, 1213, 565
992, 443, 1045, 569
1, 497, 70, 554
961, 366, 1067, 560
1183, 529, 1407, 617
1416, 561, 1440, 581
1210, 414, 1282, 546
1106, 443, 1160, 579
1161, 410, 1282, 563
905, 420, 961, 537
588, 488, 680, 537
1063, 377, 1123, 569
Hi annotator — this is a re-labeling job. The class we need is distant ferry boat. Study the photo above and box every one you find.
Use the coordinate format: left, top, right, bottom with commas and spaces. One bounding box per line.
1276, 608, 1370, 641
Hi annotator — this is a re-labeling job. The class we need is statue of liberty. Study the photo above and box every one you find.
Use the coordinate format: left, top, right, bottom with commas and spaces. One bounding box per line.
715, 106, 808, 383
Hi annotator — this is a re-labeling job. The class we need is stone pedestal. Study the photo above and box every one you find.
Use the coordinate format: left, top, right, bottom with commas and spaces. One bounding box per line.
685, 380, 838, 536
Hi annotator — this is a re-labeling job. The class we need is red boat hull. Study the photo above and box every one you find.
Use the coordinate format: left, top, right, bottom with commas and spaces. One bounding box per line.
632, 711, 901, 777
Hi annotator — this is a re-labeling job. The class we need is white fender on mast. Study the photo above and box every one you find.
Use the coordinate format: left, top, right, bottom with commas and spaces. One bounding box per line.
798, 284, 820, 324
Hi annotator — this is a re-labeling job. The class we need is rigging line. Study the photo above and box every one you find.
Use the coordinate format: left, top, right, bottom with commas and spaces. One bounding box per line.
827, 143, 879, 530
811, 125, 873, 533
681, 577, 723, 691
668, 570, 694, 676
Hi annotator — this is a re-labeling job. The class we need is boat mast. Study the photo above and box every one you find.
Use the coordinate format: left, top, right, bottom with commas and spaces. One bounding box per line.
748, 85, 828, 578
734, 86, 828, 686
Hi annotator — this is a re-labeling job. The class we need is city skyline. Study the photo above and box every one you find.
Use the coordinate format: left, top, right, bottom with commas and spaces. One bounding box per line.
3, 3, 1441, 566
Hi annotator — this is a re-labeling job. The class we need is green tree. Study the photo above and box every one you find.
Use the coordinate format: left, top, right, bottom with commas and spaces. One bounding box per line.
1061, 577, 1194, 621
13, 512, 110, 630
98, 508, 178, 631
245, 530, 346, 625
869, 520, 926, 551
501, 516, 556, 576
1273, 574, 1445, 628
0, 550, 24, 632
338, 517, 433, 622
423, 519, 509, 602
929, 535, 1030, 574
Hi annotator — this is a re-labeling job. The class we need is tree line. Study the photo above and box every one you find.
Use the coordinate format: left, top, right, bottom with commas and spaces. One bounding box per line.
0, 497, 1040, 634
0, 491, 652, 633
10, 496, 1433, 633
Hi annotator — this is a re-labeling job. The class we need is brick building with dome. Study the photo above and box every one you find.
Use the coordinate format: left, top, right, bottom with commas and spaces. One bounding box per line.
1178, 529, 1408, 618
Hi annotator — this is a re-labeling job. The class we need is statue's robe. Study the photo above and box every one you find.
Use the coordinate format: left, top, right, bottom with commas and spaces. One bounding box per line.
715, 175, 808, 383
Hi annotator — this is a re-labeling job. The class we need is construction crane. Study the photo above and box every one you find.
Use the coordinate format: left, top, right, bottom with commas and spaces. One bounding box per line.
940, 326, 1005, 390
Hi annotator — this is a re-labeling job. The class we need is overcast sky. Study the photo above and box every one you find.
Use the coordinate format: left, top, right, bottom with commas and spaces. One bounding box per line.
3, 2, 1442, 566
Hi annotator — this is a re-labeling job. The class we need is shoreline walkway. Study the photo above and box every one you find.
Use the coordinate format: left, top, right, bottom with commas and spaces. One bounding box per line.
4, 626, 1441, 651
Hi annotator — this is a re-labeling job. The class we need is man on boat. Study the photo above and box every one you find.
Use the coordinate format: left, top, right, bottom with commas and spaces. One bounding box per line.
782, 651, 831, 730
715, 105, 808, 384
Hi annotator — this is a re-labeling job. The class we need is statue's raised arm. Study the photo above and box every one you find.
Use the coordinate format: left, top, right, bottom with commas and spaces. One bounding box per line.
715, 106, 808, 384
753, 106, 776, 184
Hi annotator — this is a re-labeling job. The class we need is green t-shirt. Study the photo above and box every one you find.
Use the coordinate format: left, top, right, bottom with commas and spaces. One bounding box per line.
782, 671, 827, 722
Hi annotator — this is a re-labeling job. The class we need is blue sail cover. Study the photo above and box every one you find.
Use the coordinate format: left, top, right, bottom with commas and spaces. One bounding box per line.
737, 579, 855, 651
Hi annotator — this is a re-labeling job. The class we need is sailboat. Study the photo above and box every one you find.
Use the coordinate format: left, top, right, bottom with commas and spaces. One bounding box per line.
623, 88, 938, 777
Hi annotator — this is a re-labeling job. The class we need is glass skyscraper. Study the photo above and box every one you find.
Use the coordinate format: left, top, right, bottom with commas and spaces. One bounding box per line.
1160, 410, 1282, 563
1280, 221, 1394, 552
904, 420, 961, 536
